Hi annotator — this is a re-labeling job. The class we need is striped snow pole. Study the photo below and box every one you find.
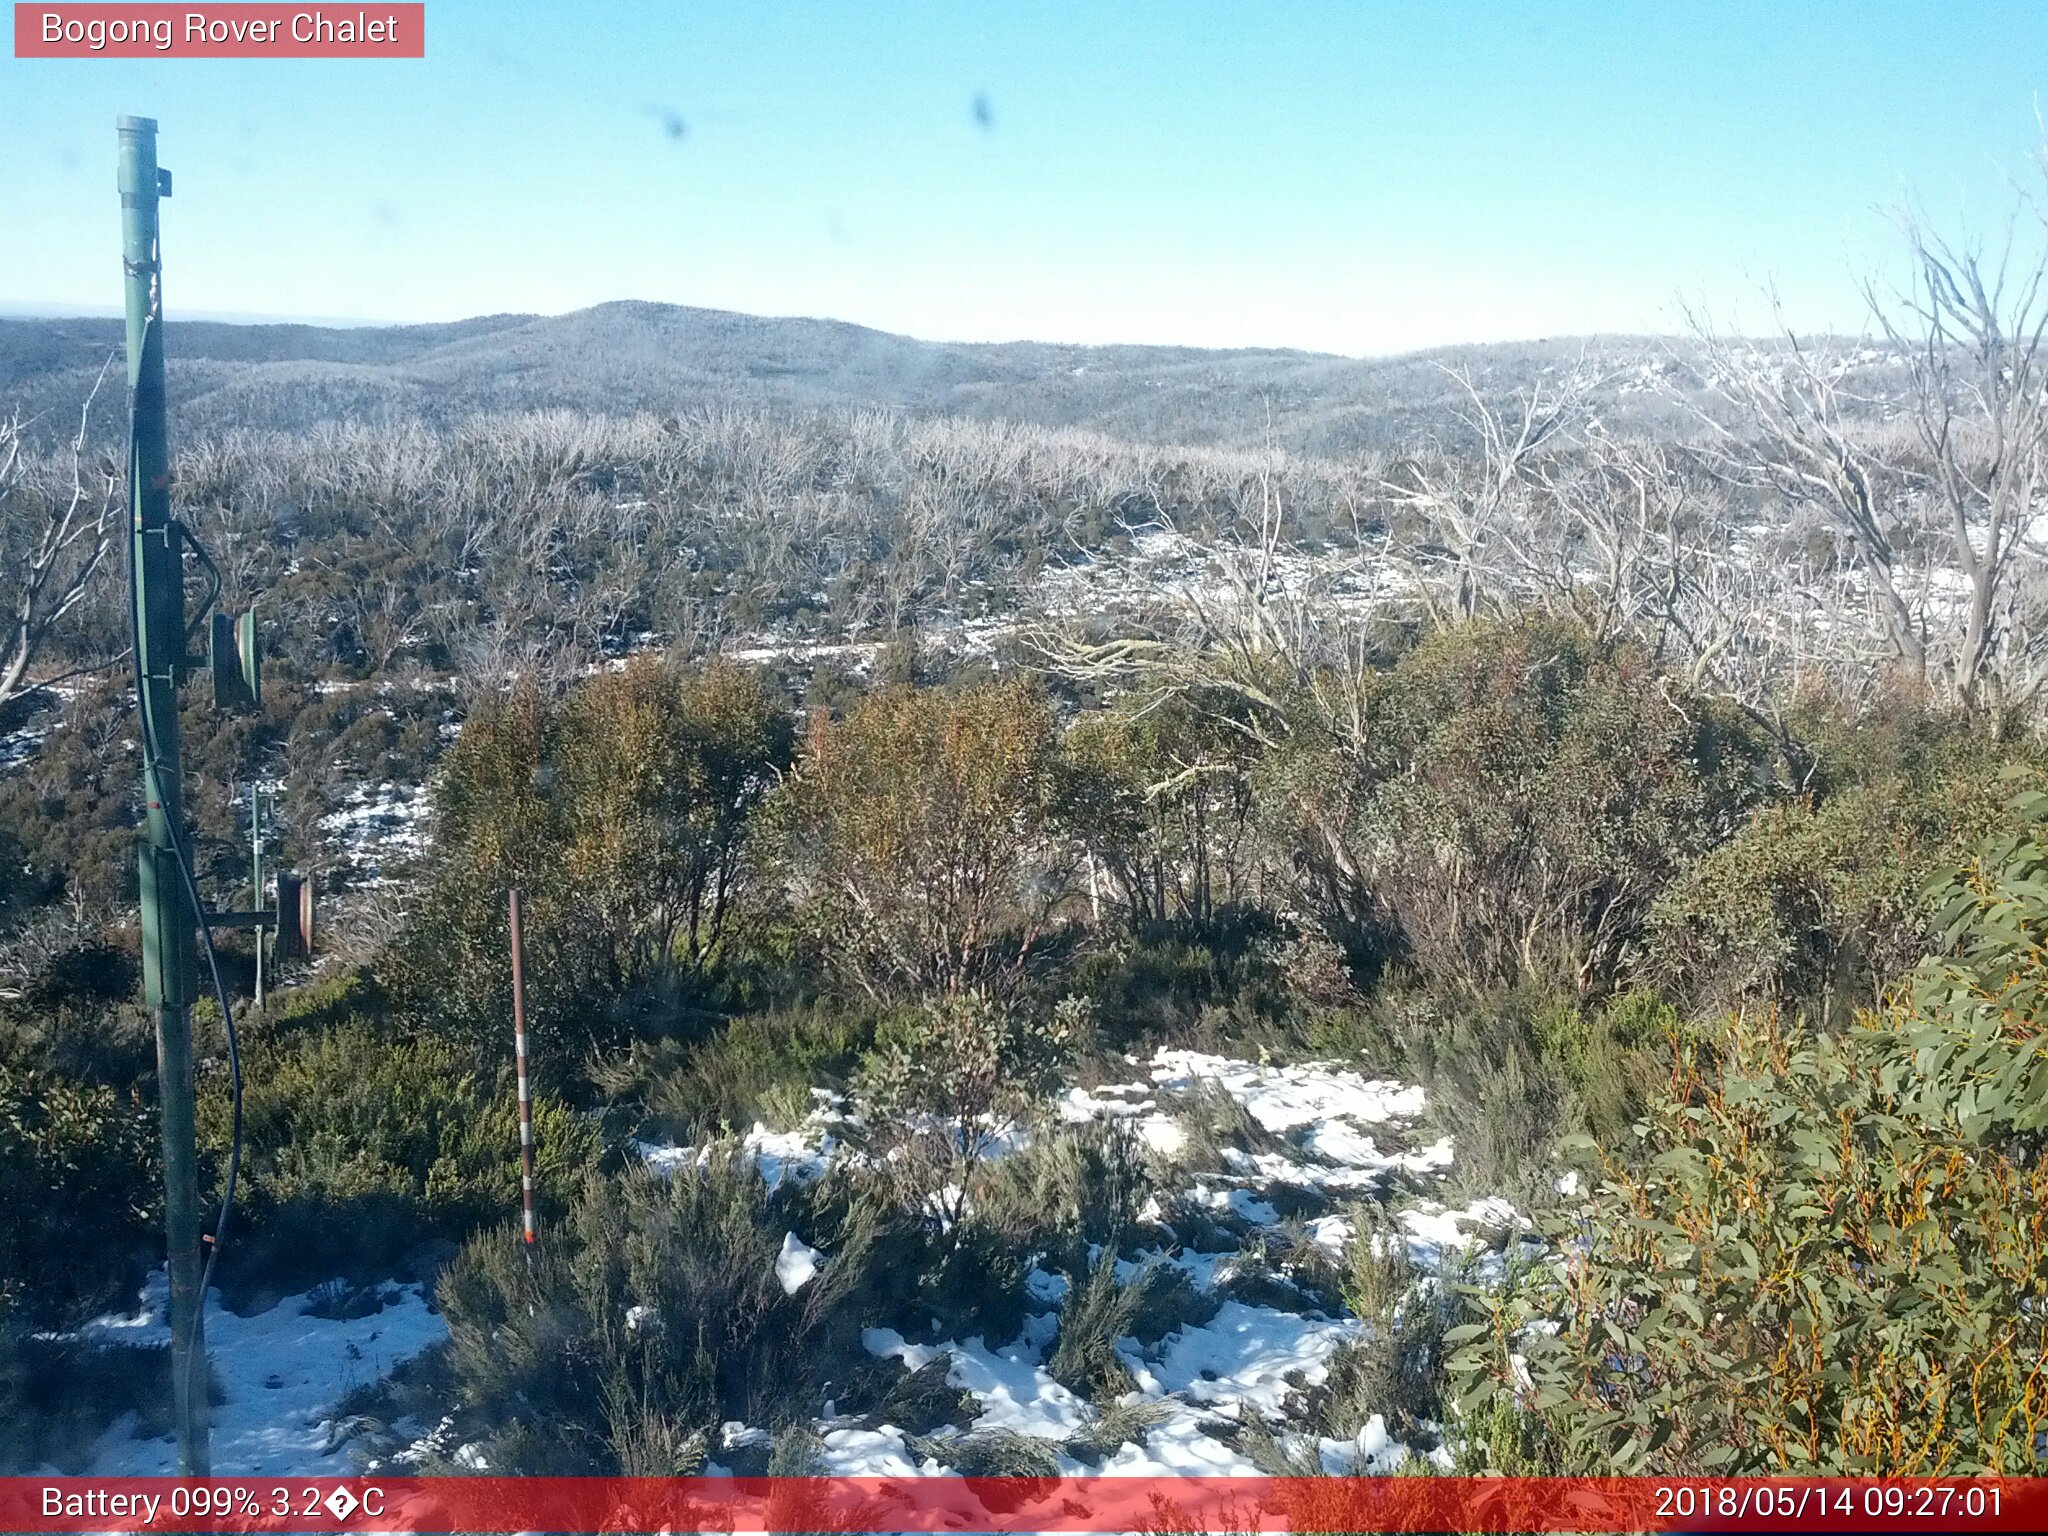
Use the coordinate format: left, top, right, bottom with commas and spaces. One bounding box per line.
509, 887, 538, 1265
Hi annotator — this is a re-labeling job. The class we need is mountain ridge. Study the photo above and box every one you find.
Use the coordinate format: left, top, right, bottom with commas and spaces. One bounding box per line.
0, 299, 1711, 452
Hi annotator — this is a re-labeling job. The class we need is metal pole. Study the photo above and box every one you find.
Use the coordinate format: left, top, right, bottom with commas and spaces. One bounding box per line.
250, 786, 264, 1010
119, 114, 210, 1476
509, 888, 538, 1267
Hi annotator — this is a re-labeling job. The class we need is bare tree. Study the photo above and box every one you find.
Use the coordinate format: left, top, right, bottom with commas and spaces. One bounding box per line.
1379, 362, 1598, 623
0, 362, 122, 718
1870, 210, 2048, 715
1684, 300, 1932, 676
1686, 191, 2048, 722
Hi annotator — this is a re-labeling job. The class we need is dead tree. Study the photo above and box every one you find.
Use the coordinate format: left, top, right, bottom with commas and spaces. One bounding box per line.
1688, 194, 2048, 723
1870, 213, 2048, 716
1685, 300, 1933, 681
1379, 363, 1598, 623
0, 362, 122, 719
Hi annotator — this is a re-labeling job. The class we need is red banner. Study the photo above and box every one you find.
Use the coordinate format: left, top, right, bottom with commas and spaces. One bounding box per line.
4, 1476, 2047, 1533
13, 4, 424, 57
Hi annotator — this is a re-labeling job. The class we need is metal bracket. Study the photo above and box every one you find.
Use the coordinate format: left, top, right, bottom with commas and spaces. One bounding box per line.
170, 519, 223, 669
201, 909, 273, 931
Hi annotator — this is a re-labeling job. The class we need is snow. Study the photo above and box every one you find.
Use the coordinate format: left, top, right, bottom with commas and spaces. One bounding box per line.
1124, 1300, 1359, 1415
1398, 1195, 1522, 1253
1137, 1114, 1188, 1156
1149, 1050, 1427, 1134
1319, 1413, 1452, 1475
776, 1231, 823, 1294
864, 1327, 1090, 1440
1299, 1195, 1531, 1279
720, 1420, 771, 1451
1056, 1084, 1157, 1120
1057, 1082, 1187, 1156
0, 717, 55, 773
37, 1044, 1511, 1483
0, 682, 79, 773
318, 781, 431, 886
814, 1040, 1484, 1477
815, 1426, 933, 1475
43, 1272, 445, 1477
638, 1121, 836, 1189
1191, 1183, 1282, 1225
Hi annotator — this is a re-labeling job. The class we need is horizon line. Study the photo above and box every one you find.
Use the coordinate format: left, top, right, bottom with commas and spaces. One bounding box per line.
0, 297, 1828, 359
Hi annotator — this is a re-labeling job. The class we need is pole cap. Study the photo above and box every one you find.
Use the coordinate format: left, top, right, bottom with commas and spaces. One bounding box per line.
116, 115, 158, 135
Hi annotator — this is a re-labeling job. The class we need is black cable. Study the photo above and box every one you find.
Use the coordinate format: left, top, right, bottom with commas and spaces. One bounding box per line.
125, 316, 244, 1432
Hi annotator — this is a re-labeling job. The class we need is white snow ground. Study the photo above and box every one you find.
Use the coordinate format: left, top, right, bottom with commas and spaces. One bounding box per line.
43, 1047, 1524, 1479
317, 781, 432, 886
642, 1047, 1527, 1477
37, 1273, 443, 1476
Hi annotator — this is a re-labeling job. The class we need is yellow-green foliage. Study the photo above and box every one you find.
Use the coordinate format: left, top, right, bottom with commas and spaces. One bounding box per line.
1453, 784, 2048, 1474
1063, 693, 1261, 929
1647, 771, 2016, 1012
772, 678, 1072, 997
389, 658, 789, 1060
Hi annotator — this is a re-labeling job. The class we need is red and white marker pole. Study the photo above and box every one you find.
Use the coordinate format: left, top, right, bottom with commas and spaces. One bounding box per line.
508, 887, 538, 1267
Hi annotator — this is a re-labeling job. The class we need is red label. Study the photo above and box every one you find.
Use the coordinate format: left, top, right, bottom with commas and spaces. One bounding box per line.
13, 4, 424, 57
1, 1476, 2046, 1534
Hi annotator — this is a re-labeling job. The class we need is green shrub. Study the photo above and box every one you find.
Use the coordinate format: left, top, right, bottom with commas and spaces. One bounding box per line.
438, 1155, 875, 1472
1647, 768, 2015, 1015
258, 969, 386, 1036
1305, 1307, 1448, 1448
1066, 917, 1286, 1049
1366, 992, 1578, 1208
199, 1020, 608, 1301
768, 679, 1076, 999
0, 1060, 158, 1326
838, 1199, 1031, 1347
1047, 1256, 1147, 1402
0, 1333, 206, 1474
1452, 787, 2048, 1474
0, 976, 157, 1093
973, 1117, 1154, 1274
1259, 1212, 1453, 1454
1066, 1397, 1174, 1463
1263, 617, 1771, 995
1120, 1263, 1221, 1345
1598, 987, 1678, 1049
853, 1354, 977, 1436
851, 991, 1079, 1233
589, 1003, 873, 1143
908, 1426, 1063, 1477
387, 660, 789, 1069
1314, 982, 1662, 1201
1338, 1203, 1414, 1324
1061, 694, 1263, 932
1529, 994, 1658, 1145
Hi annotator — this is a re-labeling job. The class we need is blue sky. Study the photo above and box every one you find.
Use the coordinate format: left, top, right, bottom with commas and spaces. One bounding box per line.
2, 1, 2045, 353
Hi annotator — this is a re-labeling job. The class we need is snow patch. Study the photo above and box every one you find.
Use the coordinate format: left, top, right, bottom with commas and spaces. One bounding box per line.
45, 1272, 444, 1476
776, 1231, 823, 1294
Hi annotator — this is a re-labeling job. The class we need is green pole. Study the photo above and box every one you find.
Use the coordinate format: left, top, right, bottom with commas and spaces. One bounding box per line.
119, 114, 211, 1477
251, 786, 264, 1011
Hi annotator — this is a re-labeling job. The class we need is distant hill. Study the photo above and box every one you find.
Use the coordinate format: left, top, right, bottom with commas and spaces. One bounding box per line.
0, 300, 1725, 453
